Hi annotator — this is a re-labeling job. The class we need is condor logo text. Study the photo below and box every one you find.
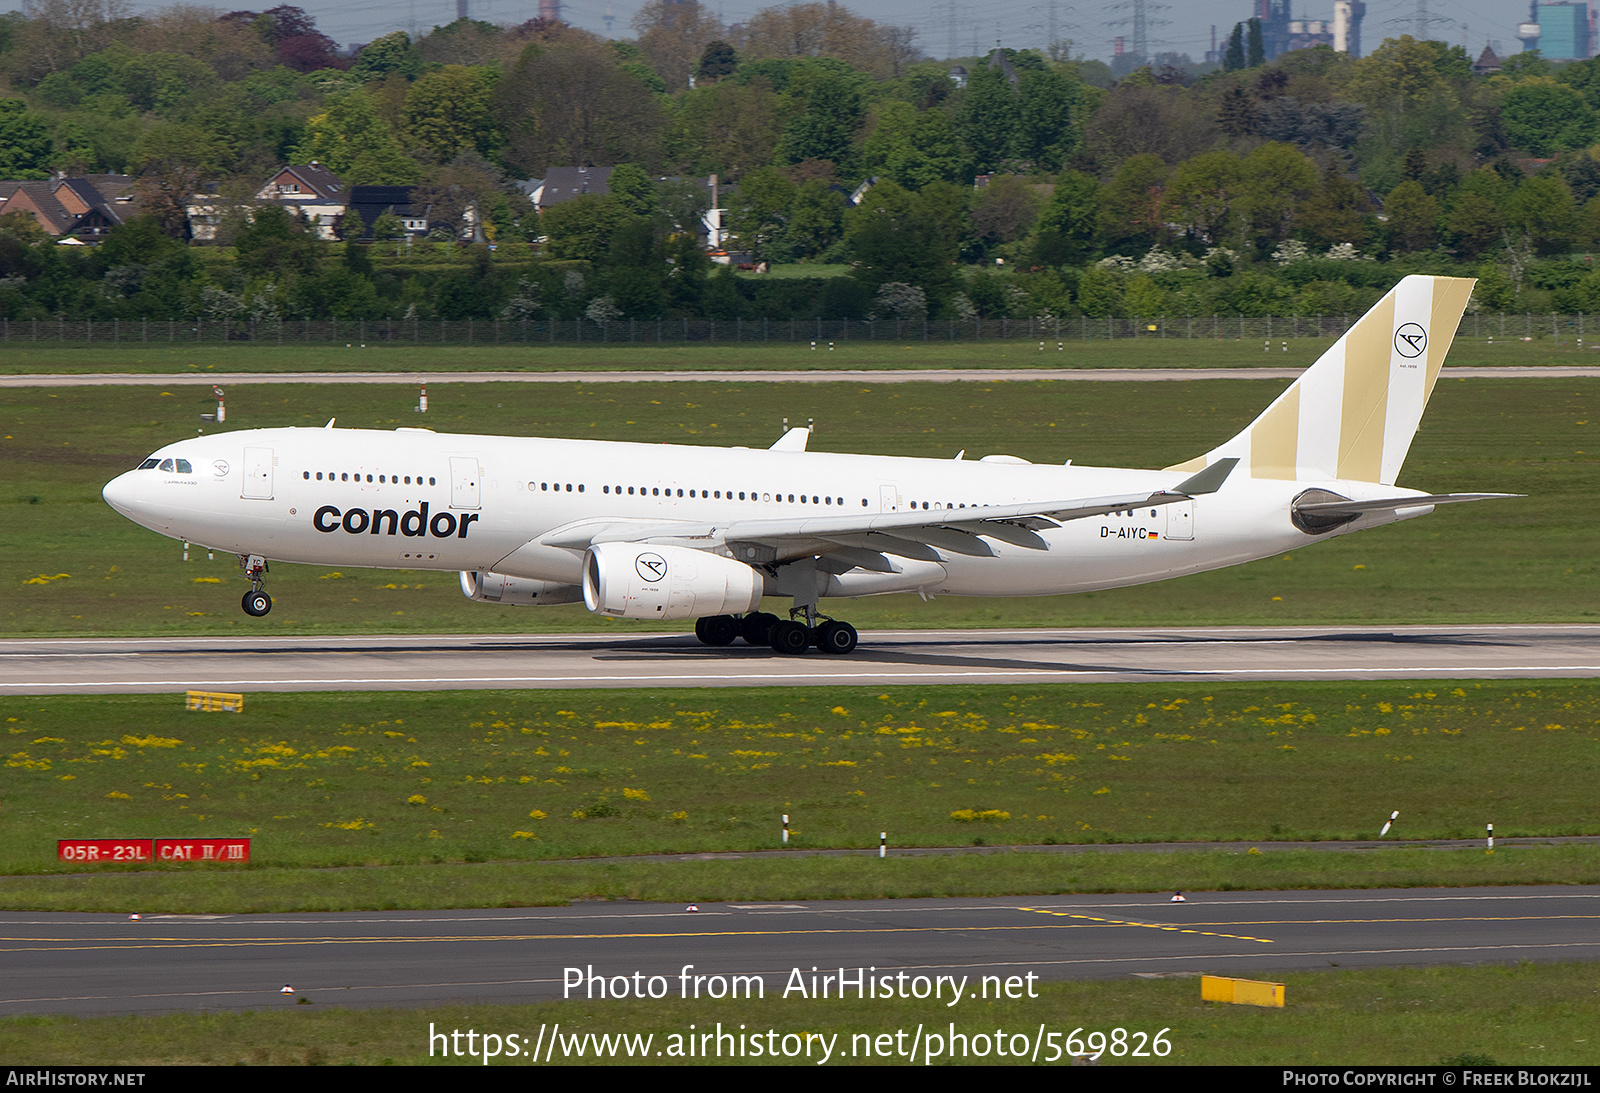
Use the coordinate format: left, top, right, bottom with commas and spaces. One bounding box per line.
312, 501, 480, 538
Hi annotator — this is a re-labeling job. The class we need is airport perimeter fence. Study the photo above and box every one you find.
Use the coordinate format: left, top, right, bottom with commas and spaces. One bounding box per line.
2, 312, 1593, 348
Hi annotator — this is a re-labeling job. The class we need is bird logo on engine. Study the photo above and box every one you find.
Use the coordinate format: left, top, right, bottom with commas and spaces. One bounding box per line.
635, 553, 668, 583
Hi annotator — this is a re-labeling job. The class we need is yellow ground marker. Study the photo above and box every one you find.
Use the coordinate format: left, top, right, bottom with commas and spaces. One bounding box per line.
1201, 975, 1285, 1007
185, 690, 244, 712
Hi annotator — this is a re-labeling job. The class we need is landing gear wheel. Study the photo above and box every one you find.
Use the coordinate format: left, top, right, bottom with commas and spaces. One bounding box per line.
740, 611, 778, 645
242, 590, 272, 617
769, 619, 811, 655
695, 615, 739, 646
814, 620, 858, 655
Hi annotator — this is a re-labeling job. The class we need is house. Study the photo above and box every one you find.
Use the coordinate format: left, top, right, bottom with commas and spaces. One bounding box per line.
254, 163, 346, 240
0, 175, 141, 240
344, 185, 432, 239
530, 166, 613, 211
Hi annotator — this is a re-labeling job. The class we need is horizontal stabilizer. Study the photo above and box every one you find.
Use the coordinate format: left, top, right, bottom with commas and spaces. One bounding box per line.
1174, 457, 1238, 496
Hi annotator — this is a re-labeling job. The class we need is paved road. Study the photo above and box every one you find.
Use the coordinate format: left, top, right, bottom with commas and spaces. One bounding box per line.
3, 625, 1597, 694
2, 366, 1599, 387
3, 887, 1597, 1016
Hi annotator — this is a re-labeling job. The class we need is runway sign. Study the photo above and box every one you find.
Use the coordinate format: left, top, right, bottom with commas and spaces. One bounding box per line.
1201, 975, 1285, 1008
186, 690, 245, 712
58, 839, 151, 863
156, 838, 249, 862
57, 838, 250, 863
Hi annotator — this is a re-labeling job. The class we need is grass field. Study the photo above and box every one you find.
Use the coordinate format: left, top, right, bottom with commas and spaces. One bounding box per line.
3, 682, 1596, 906
4, 846, 1597, 914
2, 962, 1593, 1065
3, 376, 1595, 635
0, 329, 1597, 374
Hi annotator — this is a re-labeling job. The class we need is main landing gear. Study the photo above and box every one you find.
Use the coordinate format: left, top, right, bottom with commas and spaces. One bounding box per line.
239, 554, 272, 617
693, 609, 859, 656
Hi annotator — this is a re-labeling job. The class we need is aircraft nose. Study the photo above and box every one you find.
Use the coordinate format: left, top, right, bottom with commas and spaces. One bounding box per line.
102, 471, 138, 517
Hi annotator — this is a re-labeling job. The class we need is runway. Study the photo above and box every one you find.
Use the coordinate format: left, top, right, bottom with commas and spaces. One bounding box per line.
3, 625, 1599, 694
3, 887, 1597, 1016
3, 365, 1599, 387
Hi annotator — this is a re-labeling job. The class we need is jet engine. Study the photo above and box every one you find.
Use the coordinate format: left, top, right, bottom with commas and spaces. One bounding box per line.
459, 570, 584, 605
582, 542, 764, 620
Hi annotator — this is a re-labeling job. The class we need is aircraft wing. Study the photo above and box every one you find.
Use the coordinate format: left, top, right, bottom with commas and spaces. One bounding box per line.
538, 460, 1239, 568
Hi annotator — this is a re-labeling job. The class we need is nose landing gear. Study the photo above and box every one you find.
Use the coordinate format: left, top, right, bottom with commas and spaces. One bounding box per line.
239, 554, 272, 617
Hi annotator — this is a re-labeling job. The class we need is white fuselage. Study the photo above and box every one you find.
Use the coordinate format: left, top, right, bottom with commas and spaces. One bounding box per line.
102, 425, 1428, 604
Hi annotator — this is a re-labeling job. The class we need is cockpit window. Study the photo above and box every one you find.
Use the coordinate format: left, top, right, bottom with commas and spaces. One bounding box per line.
138, 458, 159, 470
158, 459, 174, 472
175, 459, 192, 474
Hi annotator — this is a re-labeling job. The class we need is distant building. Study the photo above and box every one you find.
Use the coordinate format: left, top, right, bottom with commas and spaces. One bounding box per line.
0, 175, 140, 240
529, 166, 613, 211
1537, 1, 1592, 59
345, 185, 431, 239
1332, 0, 1365, 58
254, 163, 346, 240
1472, 44, 1504, 74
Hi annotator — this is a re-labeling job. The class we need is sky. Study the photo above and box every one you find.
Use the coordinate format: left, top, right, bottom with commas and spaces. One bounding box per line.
124, 0, 1529, 65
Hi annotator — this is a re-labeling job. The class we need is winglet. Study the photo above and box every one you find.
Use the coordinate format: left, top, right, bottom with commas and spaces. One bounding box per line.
1173, 457, 1238, 496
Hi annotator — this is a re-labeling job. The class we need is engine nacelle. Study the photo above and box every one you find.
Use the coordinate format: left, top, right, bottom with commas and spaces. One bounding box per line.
582, 542, 764, 620
459, 570, 584, 606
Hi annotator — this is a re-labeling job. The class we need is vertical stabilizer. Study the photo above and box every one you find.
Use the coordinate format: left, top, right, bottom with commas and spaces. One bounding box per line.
1166, 275, 1475, 485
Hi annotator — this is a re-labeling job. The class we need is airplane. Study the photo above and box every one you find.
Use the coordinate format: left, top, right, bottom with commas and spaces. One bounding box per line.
102, 275, 1513, 656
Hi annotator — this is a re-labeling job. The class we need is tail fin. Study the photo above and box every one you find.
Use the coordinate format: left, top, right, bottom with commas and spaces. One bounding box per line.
1167, 275, 1475, 485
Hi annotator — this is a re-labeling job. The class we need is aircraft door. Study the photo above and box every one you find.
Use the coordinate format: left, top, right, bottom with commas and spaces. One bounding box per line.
241, 446, 273, 500
450, 457, 480, 509
879, 485, 900, 512
1165, 500, 1194, 540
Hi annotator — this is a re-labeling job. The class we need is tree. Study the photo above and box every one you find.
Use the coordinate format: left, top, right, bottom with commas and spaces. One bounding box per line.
131, 121, 226, 238
775, 62, 865, 171
1223, 24, 1245, 72
234, 203, 320, 277
295, 88, 419, 184
0, 100, 54, 179
352, 31, 420, 81
1500, 80, 1599, 157
1246, 18, 1265, 68
607, 163, 655, 216
1233, 141, 1317, 251
676, 76, 783, 179
861, 101, 963, 190
1096, 153, 1169, 254
845, 180, 958, 307
1164, 150, 1241, 246
734, 2, 918, 81
1506, 175, 1577, 255
697, 40, 738, 81
403, 66, 500, 164
1296, 166, 1371, 251
540, 194, 637, 262
495, 42, 666, 174
1031, 170, 1099, 266
971, 175, 1041, 248
1383, 180, 1438, 253
958, 61, 1018, 175
726, 166, 795, 261
339, 206, 366, 241
1013, 66, 1084, 171
413, 155, 509, 243
632, 0, 723, 92
1217, 85, 1257, 139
